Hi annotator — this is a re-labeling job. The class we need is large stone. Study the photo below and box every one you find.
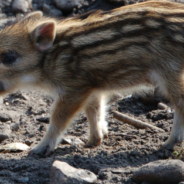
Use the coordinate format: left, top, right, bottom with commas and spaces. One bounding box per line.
132, 159, 184, 184
0, 124, 11, 142
54, 0, 83, 11
12, 0, 30, 13
50, 161, 97, 184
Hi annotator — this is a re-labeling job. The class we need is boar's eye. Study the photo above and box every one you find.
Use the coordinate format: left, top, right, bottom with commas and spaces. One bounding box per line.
0, 52, 19, 65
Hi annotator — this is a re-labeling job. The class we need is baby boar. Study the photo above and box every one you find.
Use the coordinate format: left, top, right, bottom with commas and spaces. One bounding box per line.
0, 1, 184, 155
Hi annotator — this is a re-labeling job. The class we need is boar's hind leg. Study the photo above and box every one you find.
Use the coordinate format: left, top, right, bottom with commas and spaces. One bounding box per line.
163, 103, 184, 150
84, 93, 108, 147
161, 73, 184, 149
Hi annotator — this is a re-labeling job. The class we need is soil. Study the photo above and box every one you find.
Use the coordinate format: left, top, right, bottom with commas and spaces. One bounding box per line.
0, 90, 177, 184
0, 0, 181, 184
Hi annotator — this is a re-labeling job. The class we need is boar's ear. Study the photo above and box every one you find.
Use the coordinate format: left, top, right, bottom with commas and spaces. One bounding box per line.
31, 21, 56, 52
23, 11, 43, 20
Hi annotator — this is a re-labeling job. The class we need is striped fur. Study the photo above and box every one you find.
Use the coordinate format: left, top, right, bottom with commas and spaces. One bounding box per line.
0, 1, 184, 154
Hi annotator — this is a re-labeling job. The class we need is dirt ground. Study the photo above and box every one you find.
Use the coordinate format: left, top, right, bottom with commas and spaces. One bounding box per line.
0, 89, 177, 184
0, 0, 182, 184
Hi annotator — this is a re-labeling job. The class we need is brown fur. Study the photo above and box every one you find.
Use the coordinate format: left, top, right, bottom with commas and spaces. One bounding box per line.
0, 1, 184, 154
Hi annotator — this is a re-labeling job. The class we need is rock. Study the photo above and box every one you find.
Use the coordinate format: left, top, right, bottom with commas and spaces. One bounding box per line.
111, 168, 125, 174
157, 102, 168, 110
54, 0, 83, 11
32, 3, 38, 10
6, 121, 11, 124
50, 161, 97, 184
62, 135, 85, 145
0, 124, 11, 142
38, 124, 46, 132
42, 3, 50, 14
50, 8, 63, 17
0, 113, 12, 122
98, 169, 111, 180
132, 159, 184, 184
0, 142, 30, 152
43, 4, 63, 17
11, 123, 19, 131
36, 117, 49, 123
12, 0, 29, 13
16, 177, 29, 183
25, 140, 33, 146
10, 92, 28, 100
138, 129, 145, 135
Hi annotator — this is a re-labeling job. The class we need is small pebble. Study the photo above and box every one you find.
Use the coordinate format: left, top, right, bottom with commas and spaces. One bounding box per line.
11, 123, 19, 131
157, 102, 168, 110
25, 140, 33, 146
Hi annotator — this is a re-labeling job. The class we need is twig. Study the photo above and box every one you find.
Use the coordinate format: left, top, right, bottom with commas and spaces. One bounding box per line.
113, 111, 164, 132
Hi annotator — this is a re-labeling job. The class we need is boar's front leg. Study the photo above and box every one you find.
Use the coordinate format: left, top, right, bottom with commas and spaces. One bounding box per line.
29, 90, 90, 155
